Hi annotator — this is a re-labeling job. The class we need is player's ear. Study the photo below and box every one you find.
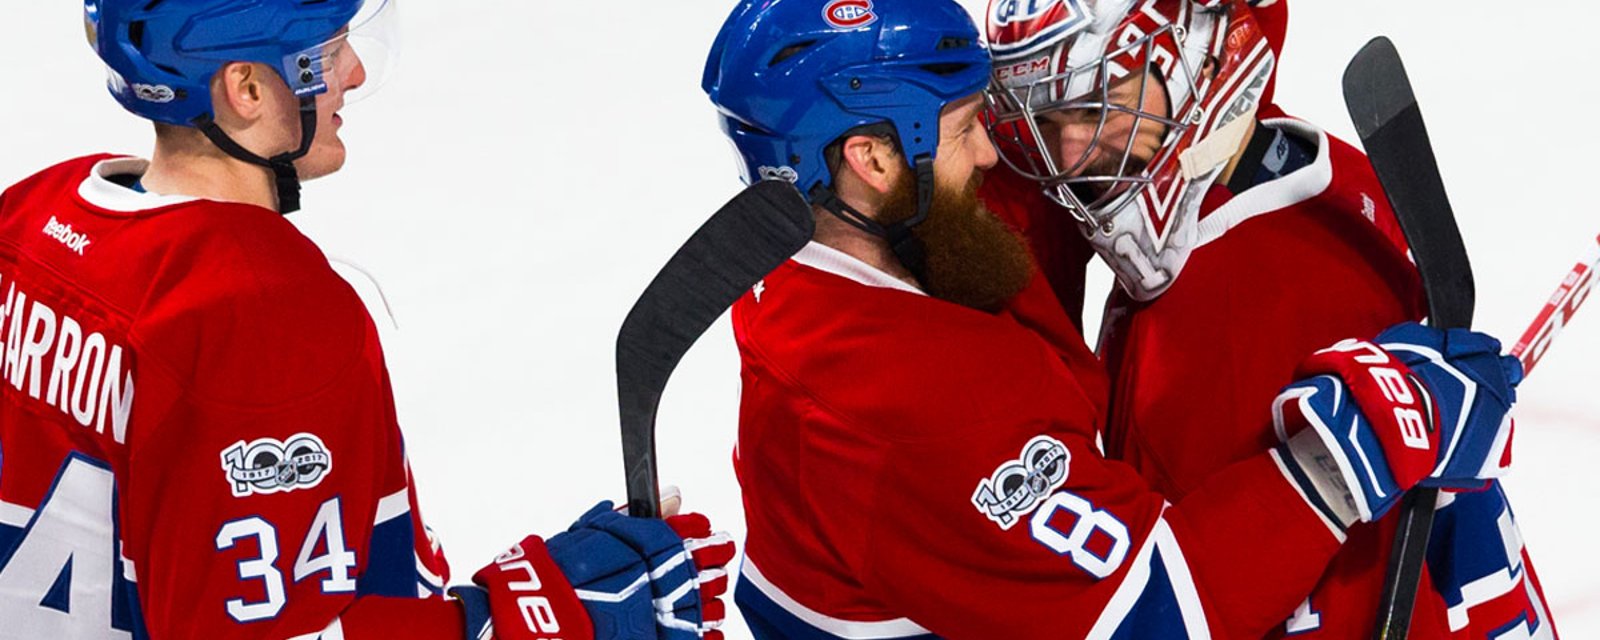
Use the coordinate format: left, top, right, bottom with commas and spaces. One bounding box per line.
839, 134, 900, 196
211, 62, 270, 124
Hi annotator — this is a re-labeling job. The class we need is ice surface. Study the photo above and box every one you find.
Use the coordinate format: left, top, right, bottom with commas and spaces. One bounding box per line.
1, 1, 1593, 636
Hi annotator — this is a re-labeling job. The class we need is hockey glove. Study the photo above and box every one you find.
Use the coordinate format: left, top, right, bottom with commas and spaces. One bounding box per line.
454, 535, 595, 640
1272, 324, 1521, 528
453, 502, 735, 640
1375, 322, 1522, 488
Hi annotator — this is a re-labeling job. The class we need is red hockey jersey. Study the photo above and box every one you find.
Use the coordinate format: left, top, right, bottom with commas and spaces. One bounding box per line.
981, 118, 1557, 638
731, 241, 1356, 639
0, 156, 463, 638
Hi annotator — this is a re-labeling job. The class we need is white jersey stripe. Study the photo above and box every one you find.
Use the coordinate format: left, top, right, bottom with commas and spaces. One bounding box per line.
373, 488, 410, 525
1086, 511, 1212, 640
0, 500, 34, 527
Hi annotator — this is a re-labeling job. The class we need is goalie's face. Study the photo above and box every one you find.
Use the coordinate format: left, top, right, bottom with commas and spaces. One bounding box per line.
987, 22, 1213, 228
1037, 68, 1170, 196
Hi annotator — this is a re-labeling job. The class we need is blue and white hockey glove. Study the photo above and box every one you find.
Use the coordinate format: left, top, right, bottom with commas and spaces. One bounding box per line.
1377, 323, 1523, 488
554, 502, 733, 640
1272, 323, 1522, 528
454, 502, 734, 640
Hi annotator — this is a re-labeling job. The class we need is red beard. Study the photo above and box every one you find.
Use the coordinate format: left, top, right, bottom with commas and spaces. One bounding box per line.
880, 170, 1035, 312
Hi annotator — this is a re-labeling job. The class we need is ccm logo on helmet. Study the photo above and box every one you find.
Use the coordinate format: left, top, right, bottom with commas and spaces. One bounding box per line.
823, 0, 877, 29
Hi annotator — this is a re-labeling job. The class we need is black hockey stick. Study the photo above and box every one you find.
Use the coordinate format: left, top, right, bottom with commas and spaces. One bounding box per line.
1343, 37, 1476, 640
617, 180, 814, 518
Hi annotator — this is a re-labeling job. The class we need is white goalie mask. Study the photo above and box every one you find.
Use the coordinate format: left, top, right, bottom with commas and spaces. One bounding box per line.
985, 0, 1275, 300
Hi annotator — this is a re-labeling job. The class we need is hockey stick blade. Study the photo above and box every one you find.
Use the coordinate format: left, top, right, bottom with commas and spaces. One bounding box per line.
1345, 38, 1476, 330
617, 180, 814, 519
1510, 233, 1600, 375
1343, 36, 1476, 640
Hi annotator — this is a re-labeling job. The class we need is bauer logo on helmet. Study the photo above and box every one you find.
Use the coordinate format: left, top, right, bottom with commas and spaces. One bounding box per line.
823, 0, 878, 29
989, 0, 1092, 59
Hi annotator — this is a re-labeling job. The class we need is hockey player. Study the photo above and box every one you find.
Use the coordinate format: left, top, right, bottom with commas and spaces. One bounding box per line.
980, 0, 1555, 637
704, 0, 1525, 638
0, 1, 732, 638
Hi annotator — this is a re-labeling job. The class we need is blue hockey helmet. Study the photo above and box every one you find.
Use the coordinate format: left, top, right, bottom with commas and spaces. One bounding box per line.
83, 0, 398, 212
703, 0, 992, 197
85, 0, 396, 126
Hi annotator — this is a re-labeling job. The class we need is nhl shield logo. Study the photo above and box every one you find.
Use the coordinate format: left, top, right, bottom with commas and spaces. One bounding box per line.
988, 0, 1093, 59
823, 0, 877, 29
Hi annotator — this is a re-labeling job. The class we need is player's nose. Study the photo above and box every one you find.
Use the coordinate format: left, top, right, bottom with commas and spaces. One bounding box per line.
346, 51, 368, 93
976, 128, 999, 170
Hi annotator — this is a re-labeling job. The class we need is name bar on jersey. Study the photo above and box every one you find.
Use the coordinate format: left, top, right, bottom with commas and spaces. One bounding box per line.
0, 271, 134, 444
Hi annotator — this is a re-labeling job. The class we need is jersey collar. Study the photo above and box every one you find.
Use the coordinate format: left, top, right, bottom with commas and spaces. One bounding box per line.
78, 157, 199, 212
1194, 118, 1334, 249
791, 241, 927, 296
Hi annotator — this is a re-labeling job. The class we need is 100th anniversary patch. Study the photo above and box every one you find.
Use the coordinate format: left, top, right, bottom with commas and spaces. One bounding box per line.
221, 433, 333, 497
972, 435, 1071, 529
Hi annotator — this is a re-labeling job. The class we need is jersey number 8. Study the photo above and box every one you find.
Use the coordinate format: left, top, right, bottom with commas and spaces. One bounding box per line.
1029, 490, 1132, 579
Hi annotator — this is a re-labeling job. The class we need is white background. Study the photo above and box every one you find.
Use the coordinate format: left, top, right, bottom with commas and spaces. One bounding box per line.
2, 1, 1595, 637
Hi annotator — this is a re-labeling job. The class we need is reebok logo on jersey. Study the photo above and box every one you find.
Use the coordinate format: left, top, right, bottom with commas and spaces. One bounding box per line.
972, 435, 1070, 529
221, 433, 333, 497
42, 217, 92, 255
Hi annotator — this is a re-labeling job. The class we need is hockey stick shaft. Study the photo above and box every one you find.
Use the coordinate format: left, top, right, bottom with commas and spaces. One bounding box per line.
1348, 37, 1589, 639
617, 180, 813, 518
1343, 37, 1475, 640
1508, 233, 1600, 374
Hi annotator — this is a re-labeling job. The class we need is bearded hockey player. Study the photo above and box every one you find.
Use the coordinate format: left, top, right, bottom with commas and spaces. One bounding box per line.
980, 0, 1555, 637
704, 0, 1525, 638
0, 1, 732, 638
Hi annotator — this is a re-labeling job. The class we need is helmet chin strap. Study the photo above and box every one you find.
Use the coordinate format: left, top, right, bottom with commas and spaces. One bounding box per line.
808, 156, 936, 286
191, 96, 319, 214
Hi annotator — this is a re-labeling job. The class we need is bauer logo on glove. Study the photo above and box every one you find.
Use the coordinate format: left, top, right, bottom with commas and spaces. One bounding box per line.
1272, 323, 1522, 527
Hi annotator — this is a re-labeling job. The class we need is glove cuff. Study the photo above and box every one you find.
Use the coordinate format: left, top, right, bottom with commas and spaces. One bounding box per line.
1278, 430, 1362, 530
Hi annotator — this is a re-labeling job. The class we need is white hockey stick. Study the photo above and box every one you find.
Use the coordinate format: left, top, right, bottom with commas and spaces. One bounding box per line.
1509, 233, 1600, 375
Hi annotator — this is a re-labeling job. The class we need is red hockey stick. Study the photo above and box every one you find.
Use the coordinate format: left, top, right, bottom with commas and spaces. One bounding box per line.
1509, 233, 1600, 374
